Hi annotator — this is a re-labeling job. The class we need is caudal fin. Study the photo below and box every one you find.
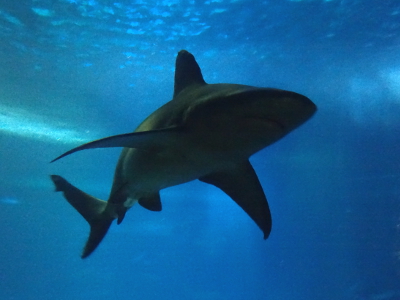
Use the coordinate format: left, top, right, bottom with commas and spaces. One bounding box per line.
50, 175, 114, 258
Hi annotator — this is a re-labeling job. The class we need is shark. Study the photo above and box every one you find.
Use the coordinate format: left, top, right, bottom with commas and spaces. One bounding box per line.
50, 50, 316, 258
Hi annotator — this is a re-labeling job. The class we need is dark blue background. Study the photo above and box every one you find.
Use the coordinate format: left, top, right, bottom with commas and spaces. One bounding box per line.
1, 0, 399, 299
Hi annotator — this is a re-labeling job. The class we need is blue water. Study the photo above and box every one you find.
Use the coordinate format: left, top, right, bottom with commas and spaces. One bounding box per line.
1, 0, 400, 299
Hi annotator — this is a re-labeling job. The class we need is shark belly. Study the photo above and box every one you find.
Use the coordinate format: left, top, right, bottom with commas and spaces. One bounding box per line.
119, 141, 236, 197
118, 117, 285, 199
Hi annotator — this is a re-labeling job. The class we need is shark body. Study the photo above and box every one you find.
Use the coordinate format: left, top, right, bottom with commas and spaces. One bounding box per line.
51, 50, 316, 258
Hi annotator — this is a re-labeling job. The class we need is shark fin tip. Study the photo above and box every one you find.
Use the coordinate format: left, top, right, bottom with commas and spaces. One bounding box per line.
50, 174, 66, 192
81, 218, 113, 258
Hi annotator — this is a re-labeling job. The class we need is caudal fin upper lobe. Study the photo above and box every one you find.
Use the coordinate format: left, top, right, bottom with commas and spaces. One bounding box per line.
50, 175, 114, 258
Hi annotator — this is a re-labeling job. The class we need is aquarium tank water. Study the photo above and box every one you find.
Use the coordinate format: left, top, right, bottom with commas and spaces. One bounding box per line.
0, 1, 399, 299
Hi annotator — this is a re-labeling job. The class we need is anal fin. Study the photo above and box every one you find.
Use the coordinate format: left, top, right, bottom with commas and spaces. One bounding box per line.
108, 182, 129, 225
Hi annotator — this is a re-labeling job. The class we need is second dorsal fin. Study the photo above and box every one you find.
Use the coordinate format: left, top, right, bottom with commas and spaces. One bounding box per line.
173, 50, 206, 97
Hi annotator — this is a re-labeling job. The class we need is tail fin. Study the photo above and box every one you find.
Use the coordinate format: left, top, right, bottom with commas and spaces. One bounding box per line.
50, 175, 114, 258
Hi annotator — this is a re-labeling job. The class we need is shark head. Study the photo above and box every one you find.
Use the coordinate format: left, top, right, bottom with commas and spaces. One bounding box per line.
233, 88, 317, 133
176, 84, 316, 156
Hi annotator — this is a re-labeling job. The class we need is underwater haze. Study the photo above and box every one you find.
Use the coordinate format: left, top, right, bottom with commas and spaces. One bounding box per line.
1, 0, 400, 299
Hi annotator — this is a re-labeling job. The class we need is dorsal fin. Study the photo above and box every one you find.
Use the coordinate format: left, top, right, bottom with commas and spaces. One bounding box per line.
173, 50, 206, 97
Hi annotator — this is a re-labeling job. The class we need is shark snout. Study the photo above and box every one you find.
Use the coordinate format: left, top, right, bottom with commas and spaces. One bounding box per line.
225, 88, 316, 134
266, 91, 316, 132
292, 92, 317, 115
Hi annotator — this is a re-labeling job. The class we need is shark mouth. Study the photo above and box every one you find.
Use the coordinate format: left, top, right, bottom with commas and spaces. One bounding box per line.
265, 118, 285, 130
244, 116, 286, 130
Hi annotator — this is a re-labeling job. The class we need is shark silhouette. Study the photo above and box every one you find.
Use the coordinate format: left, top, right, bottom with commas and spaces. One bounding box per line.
51, 50, 316, 258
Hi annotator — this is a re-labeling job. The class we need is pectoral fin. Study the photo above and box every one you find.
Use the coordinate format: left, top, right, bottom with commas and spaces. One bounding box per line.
199, 161, 272, 239
51, 127, 183, 162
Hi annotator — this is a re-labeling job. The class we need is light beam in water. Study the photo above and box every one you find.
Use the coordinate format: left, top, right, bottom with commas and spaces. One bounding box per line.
0, 105, 96, 144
